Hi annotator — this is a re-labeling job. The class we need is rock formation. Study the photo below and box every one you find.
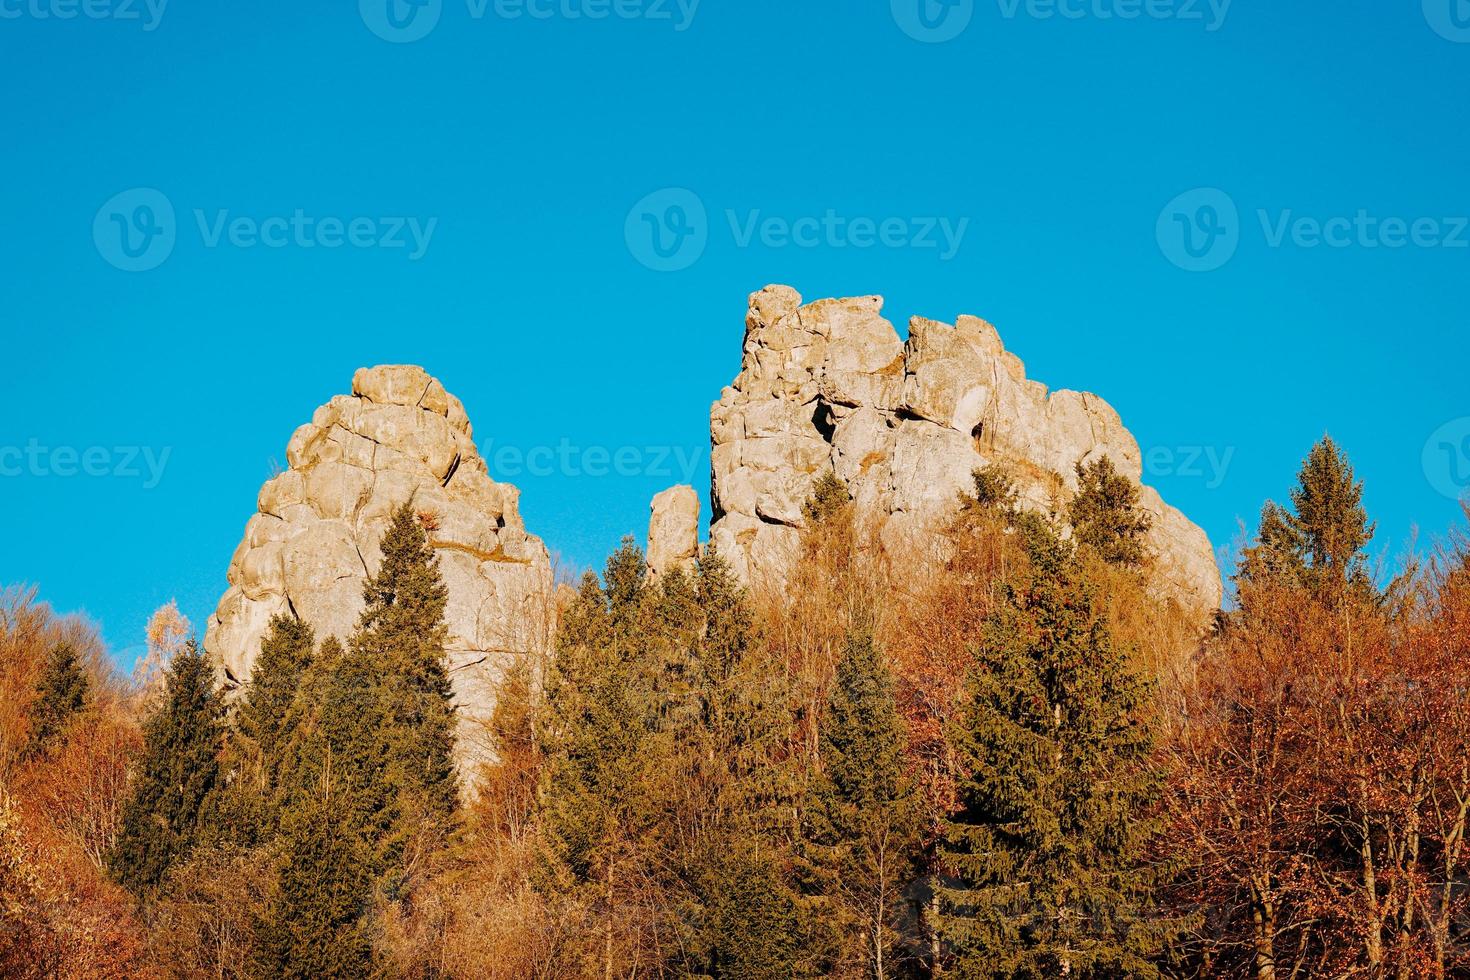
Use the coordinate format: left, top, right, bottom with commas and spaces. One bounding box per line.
646, 485, 701, 580
203, 365, 554, 767
203, 287, 1222, 777
708, 285, 1222, 613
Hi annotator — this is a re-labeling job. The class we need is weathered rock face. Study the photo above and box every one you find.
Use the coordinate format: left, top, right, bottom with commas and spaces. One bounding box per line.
646, 485, 701, 580
203, 365, 554, 766
709, 285, 1223, 614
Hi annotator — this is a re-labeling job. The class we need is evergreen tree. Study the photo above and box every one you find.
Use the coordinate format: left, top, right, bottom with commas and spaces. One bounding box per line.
278, 635, 394, 873
28, 640, 88, 754
109, 640, 223, 895
1068, 456, 1152, 567
804, 628, 922, 979
939, 521, 1173, 978
254, 775, 374, 980
236, 614, 315, 782
804, 470, 852, 524
705, 846, 808, 980
1239, 436, 1375, 595
213, 615, 317, 842
350, 503, 459, 879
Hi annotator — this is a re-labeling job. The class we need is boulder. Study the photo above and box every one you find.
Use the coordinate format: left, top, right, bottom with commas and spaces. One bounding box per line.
646, 485, 701, 580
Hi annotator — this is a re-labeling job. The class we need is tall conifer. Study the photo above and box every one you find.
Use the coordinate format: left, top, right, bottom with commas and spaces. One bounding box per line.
109, 640, 223, 895
939, 521, 1173, 977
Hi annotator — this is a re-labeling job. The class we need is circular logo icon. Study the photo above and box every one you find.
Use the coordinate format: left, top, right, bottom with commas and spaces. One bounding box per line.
1424, 417, 1470, 501
360, 0, 441, 43
1424, 0, 1470, 42
1156, 187, 1240, 273
892, 0, 974, 42
94, 188, 176, 273
625, 188, 708, 273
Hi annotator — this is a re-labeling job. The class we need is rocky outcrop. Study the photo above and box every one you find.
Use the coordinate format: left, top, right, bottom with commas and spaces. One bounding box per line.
646, 485, 701, 580
709, 285, 1223, 614
203, 365, 554, 768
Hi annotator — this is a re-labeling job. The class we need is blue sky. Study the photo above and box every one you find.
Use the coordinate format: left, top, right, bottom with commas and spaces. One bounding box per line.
1, 0, 1467, 666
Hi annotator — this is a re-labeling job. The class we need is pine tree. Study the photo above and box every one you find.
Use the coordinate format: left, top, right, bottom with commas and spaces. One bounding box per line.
804, 470, 851, 525
109, 640, 223, 895
350, 503, 459, 880
939, 521, 1173, 978
804, 628, 922, 979
254, 774, 374, 980
236, 614, 315, 781
1239, 436, 1375, 595
213, 615, 317, 842
28, 641, 89, 754
1069, 456, 1152, 567
277, 635, 393, 872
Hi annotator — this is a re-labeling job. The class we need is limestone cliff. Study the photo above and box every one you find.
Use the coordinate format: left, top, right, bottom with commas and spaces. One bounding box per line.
203, 365, 554, 768
708, 285, 1222, 614
204, 287, 1222, 773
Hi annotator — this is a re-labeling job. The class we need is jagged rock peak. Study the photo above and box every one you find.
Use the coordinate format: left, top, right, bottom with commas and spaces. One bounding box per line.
203, 365, 554, 768
646, 485, 700, 580
709, 285, 1223, 614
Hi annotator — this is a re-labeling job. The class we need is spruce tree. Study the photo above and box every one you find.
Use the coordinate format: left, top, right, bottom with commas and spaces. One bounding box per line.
804, 628, 922, 979
109, 640, 223, 895
236, 614, 315, 782
214, 615, 317, 842
1069, 456, 1152, 567
939, 521, 1173, 978
28, 641, 88, 754
254, 775, 374, 980
277, 635, 394, 873
350, 503, 459, 878
1239, 436, 1375, 595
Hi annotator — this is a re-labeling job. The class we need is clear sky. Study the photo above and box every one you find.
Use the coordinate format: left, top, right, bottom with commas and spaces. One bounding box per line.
2, 0, 1467, 667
